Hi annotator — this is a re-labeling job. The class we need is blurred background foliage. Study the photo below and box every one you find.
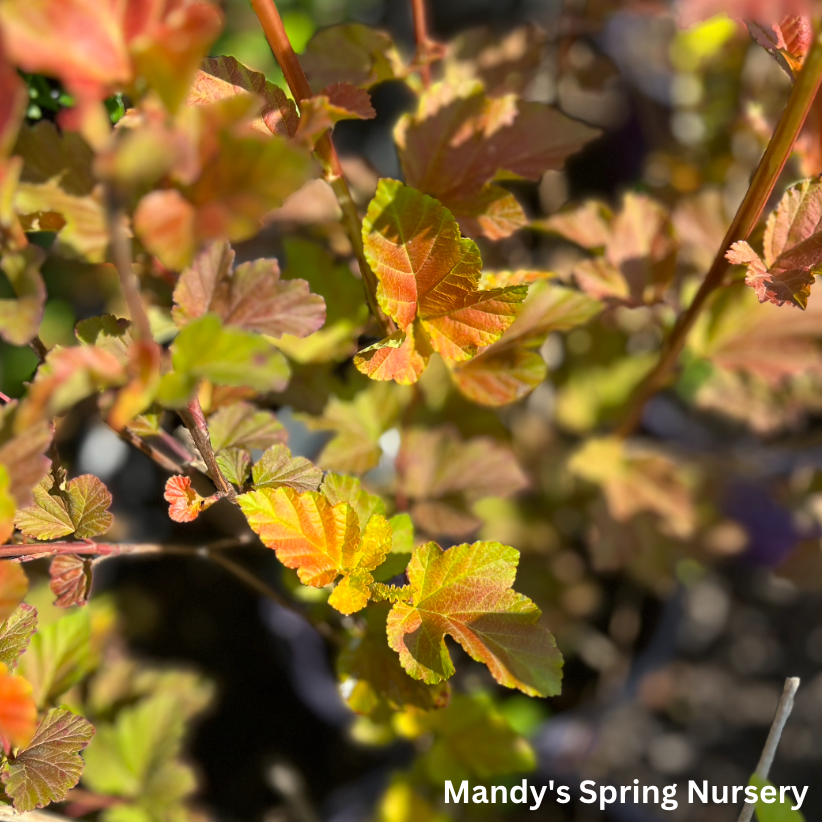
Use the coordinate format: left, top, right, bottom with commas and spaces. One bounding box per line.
5, 0, 822, 821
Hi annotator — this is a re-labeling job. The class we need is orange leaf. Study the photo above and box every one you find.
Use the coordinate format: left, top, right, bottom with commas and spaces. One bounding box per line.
163, 475, 217, 523
355, 180, 526, 384
0, 663, 36, 749
188, 55, 298, 137
238, 487, 393, 613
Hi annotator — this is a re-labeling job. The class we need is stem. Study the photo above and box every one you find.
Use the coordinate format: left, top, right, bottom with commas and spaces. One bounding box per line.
248, 0, 391, 334
737, 677, 800, 822
29, 336, 48, 362
411, 0, 432, 87
178, 396, 237, 502
118, 425, 189, 475
618, 33, 822, 437
103, 184, 155, 343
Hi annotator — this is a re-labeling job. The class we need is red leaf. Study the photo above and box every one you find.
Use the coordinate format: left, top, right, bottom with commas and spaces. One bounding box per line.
0, 664, 36, 749
163, 475, 217, 523
49, 555, 93, 608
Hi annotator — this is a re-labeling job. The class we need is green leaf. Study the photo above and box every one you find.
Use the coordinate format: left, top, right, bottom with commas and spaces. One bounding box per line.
14, 474, 113, 541
251, 445, 323, 493
157, 315, 290, 406
0, 604, 38, 669
750, 775, 807, 822
82, 692, 201, 813
17, 608, 94, 707
208, 401, 287, 453
4, 707, 95, 812
387, 541, 563, 697
215, 448, 251, 487
337, 606, 449, 716
419, 693, 535, 782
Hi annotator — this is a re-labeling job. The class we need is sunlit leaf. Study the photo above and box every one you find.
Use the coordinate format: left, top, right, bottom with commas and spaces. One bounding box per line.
163, 476, 218, 523
238, 487, 393, 613
4, 706, 94, 812
251, 445, 323, 493
296, 82, 376, 145
173, 241, 326, 338
321, 473, 386, 528
356, 180, 527, 383
14, 473, 113, 541
387, 541, 563, 696
727, 178, 822, 309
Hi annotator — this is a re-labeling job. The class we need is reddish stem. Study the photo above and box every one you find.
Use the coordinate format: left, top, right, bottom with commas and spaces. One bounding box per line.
411, 0, 432, 87
248, 0, 391, 333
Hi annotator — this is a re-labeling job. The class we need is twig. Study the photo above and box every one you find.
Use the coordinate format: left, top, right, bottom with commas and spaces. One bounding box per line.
411, 0, 432, 87
118, 425, 189, 474
178, 396, 237, 502
248, 0, 392, 335
103, 184, 155, 344
617, 32, 822, 437
28, 335, 48, 362
737, 677, 800, 822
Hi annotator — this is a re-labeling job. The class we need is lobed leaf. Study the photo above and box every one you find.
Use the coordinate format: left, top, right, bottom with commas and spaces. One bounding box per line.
395, 83, 599, 239
14, 474, 113, 542
238, 487, 394, 613
0, 605, 37, 669
164, 476, 218, 523
0, 662, 36, 749
4, 706, 94, 812
252, 445, 323, 494
188, 55, 298, 137
356, 180, 527, 384
321, 473, 386, 528
727, 178, 822, 309
386, 541, 563, 697
295, 82, 376, 145
173, 241, 326, 339
208, 401, 286, 453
